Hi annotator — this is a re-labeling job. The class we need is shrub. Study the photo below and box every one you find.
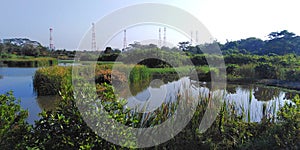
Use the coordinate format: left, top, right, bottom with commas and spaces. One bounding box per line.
0, 92, 31, 149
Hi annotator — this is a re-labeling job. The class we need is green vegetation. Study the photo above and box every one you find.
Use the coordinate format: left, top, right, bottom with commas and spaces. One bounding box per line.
0, 56, 58, 67
33, 66, 72, 96
1, 30, 300, 149
0, 92, 31, 149
0, 40, 50, 57
0, 83, 299, 149
29, 62, 299, 149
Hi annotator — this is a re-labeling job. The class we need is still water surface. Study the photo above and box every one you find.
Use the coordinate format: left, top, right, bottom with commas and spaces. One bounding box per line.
0, 67, 59, 124
123, 77, 296, 122
0, 67, 297, 124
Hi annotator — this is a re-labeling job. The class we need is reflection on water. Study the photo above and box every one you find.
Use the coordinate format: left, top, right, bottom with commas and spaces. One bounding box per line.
58, 63, 81, 67
0, 67, 298, 124
125, 77, 200, 113
119, 77, 297, 122
253, 86, 281, 101
225, 85, 294, 122
0, 67, 60, 124
37, 95, 61, 111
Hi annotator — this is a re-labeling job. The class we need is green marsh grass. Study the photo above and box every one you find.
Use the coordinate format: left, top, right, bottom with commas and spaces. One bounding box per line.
0, 57, 57, 67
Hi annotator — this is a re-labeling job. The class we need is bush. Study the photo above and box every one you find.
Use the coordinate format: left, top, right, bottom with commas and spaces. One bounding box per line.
33, 66, 72, 96
0, 92, 31, 149
255, 63, 276, 79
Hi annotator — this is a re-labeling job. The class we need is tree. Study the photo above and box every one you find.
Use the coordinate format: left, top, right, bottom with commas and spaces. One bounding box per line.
178, 41, 190, 51
104, 47, 113, 54
264, 30, 298, 55
238, 37, 264, 54
268, 30, 295, 40
0, 44, 3, 56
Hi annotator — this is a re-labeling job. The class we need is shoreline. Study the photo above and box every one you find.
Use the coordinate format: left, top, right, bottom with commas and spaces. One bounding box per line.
226, 77, 300, 92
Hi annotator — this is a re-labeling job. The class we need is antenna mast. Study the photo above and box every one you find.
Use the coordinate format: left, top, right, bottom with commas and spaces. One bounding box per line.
123, 30, 127, 51
158, 28, 162, 48
49, 28, 54, 50
190, 31, 193, 45
91, 23, 97, 51
163, 27, 166, 47
196, 30, 199, 44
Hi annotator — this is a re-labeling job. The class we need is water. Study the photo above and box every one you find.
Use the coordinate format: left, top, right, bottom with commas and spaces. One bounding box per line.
0, 67, 59, 124
122, 77, 296, 122
0, 67, 297, 124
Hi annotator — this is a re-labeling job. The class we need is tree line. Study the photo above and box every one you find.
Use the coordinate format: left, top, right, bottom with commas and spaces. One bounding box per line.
185, 30, 300, 55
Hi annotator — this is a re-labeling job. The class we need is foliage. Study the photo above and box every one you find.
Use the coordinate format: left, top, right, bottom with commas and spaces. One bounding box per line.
0, 40, 50, 57
0, 92, 32, 149
220, 30, 300, 55
33, 66, 72, 96
120, 48, 188, 67
223, 54, 300, 82
1, 79, 300, 149
0, 57, 57, 67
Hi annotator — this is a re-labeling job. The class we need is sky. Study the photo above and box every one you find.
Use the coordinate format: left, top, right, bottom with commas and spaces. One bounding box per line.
1, 0, 300, 50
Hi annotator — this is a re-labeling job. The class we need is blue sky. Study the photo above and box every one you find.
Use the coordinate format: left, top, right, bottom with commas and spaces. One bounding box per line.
1, 0, 300, 50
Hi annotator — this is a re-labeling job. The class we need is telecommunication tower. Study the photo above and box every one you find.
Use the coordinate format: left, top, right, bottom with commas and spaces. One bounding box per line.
196, 30, 199, 44
49, 28, 54, 50
123, 30, 127, 51
163, 27, 166, 47
91, 23, 97, 51
190, 31, 193, 45
158, 28, 162, 48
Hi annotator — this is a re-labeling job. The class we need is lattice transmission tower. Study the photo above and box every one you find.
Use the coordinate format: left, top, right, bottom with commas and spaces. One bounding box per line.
49, 28, 54, 50
91, 23, 97, 51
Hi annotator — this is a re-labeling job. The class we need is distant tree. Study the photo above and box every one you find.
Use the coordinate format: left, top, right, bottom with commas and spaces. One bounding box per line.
264, 30, 298, 55
185, 45, 202, 54
104, 47, 113, 54
161, 46, 171, 51
0, 44, 3, 56
128, 41, 142, 50
178, 41, 190, 51
222, 41, 239, 50
268, 30, 295, 40
114, 49, 121, 53
238, 37, 264, 54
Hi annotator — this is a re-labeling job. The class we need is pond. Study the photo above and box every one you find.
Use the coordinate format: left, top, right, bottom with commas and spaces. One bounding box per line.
121, 77, 297, 122
0, 67, 298, 124
0, 67, 60, 124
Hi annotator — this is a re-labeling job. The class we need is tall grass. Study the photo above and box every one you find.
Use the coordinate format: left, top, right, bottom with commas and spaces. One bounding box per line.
33, 66, 72, 96
1, 57, 57, 67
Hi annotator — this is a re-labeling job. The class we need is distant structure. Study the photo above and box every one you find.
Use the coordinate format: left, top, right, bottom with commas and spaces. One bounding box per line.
163, 27, 166, 47
190, 31, 193, 45
91, 23, 97, 51
158, 28, 162, 47
49, 28, 54, 50
196, 30, 199, 44
123, 29, 127, 51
